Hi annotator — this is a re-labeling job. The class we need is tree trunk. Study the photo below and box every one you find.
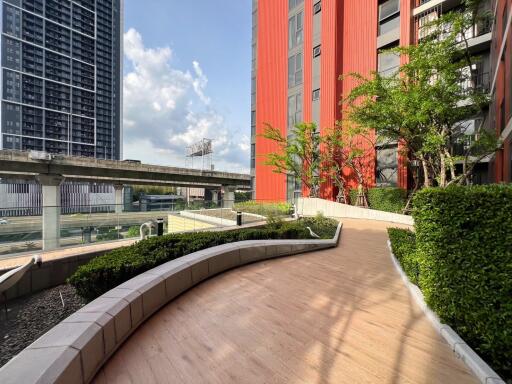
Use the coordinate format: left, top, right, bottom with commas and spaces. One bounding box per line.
444, 149, 456, 183
421, 157, 431, 187
439, 152, 446, 187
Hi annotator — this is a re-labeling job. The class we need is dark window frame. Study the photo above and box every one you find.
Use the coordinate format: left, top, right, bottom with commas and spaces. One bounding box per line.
313, 44, 321, 57
313, 1, 321, 14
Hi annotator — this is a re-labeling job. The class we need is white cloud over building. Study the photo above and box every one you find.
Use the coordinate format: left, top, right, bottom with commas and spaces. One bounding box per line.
123, 28, 249, 173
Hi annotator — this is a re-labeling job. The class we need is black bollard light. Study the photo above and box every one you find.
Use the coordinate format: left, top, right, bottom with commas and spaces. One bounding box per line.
157, 218, 164, 236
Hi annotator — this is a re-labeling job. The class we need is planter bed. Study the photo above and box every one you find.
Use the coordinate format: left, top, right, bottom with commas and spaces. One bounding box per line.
0, 285, 85, 367
0, 217, 341, 382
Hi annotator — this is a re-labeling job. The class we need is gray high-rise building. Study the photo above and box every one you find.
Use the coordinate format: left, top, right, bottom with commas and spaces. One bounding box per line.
0, 0, 123, 160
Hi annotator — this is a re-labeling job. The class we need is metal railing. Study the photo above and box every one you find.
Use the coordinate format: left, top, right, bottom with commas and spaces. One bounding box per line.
459, 71, 491, 94
0, 200, 294, 259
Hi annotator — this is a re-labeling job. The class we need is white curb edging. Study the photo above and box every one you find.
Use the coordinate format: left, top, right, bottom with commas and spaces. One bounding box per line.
386, 240, 505, 384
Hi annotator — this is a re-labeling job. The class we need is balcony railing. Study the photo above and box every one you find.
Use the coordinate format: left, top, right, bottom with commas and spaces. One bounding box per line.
459, 71, 490, 94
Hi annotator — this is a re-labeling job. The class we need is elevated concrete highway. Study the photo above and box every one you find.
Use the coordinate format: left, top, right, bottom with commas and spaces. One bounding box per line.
0, 150, 251, 250
0, 150, 250, 189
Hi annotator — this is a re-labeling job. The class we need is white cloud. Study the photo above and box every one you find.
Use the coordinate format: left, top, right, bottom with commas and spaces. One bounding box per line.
122, 28, 249, 173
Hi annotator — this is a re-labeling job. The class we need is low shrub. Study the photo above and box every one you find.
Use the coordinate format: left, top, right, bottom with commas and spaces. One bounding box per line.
126, 226, 139, 238
68, 218, 338, 301
412, 185, 512, 380
233, 201, 292, 217
350, 187, 407, 213
96, 228, 121, 242
302, 214, 340, 239
387, 228, 419, 286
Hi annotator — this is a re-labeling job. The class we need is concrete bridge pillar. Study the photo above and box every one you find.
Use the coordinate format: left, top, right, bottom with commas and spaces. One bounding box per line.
114, 184, 123, 214
212, 189, 219, 206
36, 174, 64, 251
223, 186, 236, 209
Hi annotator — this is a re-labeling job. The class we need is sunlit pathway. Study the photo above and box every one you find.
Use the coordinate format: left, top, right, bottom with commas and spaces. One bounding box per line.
93, 219, 477, 384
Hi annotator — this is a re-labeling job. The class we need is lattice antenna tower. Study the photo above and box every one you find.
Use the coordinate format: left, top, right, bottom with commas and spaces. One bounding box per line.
186, 138, 214, 171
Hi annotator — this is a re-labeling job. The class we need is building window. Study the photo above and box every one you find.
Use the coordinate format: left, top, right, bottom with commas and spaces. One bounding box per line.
288, 52, 303, 88
251, 110, 256, 137
378, 49, 400, 77
288, 93, 303, 129
378, 0, 400, 36
289, 0, 304, 11
312, 89, 320, 101
251, 143, 256, 169
376, 144, 398, 186
313, 1, 321, 14
313, 45, 321, 57
289, 11, 304, 49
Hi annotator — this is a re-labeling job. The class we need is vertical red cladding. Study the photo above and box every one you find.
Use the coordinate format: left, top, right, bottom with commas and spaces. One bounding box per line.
255, 0, 288, 201
397, 0, 414, 189
339, 0, 378, 191
302, 0, 314, 198
495, 0, 512, 182
316, 0, 344, 200
504, 0, 512, 182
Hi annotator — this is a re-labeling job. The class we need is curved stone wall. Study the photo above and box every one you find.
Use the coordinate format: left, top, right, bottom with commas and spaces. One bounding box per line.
0, 222, 342, 384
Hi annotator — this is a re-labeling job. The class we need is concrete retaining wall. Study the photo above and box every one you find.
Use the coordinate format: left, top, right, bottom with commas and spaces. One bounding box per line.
0, 222, 342, 384
0, 249, 113, 300
297, 197, 414, 226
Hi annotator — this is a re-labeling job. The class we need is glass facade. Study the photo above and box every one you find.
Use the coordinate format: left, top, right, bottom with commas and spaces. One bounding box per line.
1, 0, 122, 159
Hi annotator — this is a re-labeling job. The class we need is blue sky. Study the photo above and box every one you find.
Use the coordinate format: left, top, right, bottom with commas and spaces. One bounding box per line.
122, 0, 252, 172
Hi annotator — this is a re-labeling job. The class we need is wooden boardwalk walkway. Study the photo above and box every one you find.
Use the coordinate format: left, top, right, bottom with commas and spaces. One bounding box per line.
93, 219, 477, 384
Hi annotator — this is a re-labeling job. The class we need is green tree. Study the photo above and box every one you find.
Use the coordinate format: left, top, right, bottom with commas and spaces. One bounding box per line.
320, 124, 375, 204
343, 2, 497, 188
319, 126, 348, 203
261, 122, 321, 197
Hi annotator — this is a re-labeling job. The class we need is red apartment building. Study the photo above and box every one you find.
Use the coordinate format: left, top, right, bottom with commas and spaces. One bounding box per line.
250, 0, 512, 201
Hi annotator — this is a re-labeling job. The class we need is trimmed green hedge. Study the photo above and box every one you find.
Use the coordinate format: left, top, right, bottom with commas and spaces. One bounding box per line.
387, 228, 419, 286
350, 187, 407, 213
412, 185, 512, 380
233, 201, 292, 217
68, 217, 338, 301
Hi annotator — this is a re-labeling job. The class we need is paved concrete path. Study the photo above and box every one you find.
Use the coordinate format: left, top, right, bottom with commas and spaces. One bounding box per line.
93, 219, 477, 384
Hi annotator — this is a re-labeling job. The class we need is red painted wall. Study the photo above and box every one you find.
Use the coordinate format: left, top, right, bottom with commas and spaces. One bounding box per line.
254, 0, 418, 201
254, 0, 288, 201
303, 0, 313, 124
339, 0, 378, 192
494, 0, 512, 182
397, 0, 414, 189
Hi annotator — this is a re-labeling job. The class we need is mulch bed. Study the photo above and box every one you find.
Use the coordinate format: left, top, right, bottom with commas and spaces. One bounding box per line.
0, 284, 85, 367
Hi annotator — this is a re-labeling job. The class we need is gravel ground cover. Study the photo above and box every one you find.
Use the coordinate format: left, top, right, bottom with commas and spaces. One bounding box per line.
0, 284, 85, 367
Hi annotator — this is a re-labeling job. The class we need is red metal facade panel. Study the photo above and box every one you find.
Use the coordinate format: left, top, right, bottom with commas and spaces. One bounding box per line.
340, 0, 378, 190
397, 0, 415, 189
303, 0, 313, 123
255, 0, 288, 200
317, 0, 343, 199
494, 0, 512, 182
